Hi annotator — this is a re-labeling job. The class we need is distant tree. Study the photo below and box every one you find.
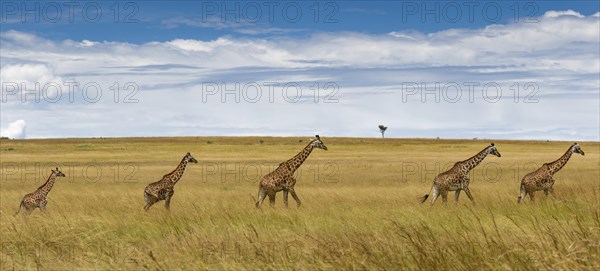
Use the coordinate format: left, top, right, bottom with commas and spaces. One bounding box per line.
378, 125, 388, 138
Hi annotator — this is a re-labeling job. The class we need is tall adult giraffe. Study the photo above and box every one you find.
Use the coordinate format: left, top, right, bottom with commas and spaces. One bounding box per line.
420, 143, 501, 205
255, 135, 328, 208
15, 167, 66, 216
518, 143, 585, 203
144, 152, 198, 211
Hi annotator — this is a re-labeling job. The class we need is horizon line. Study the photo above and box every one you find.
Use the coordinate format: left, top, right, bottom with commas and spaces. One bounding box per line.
2, 135, 598, 143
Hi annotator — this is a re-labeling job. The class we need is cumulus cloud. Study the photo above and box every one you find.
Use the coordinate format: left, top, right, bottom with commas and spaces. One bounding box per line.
0, 63, 65, 101
0, 63, 63, 86
1, 120, 26, 139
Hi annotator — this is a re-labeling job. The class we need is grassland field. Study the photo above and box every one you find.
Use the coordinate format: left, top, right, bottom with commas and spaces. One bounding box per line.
0, 136, 599, 270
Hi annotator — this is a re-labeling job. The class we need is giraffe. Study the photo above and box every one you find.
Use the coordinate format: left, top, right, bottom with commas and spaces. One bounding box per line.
255, 135, 328, 208
420, 143, 501, 205
143, 152, 198, 211
15, 167, 66, 216
517, 143, 585, 203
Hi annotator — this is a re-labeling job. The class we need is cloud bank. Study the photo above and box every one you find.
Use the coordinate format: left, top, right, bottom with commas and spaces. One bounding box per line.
1, 11, 598, 140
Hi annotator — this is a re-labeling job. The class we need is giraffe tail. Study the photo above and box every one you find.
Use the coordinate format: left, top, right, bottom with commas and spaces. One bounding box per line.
420, 183, 434, 203
14, 201, 23, 216
255, 187, 266, 208
144, 191, 151, 204
517, 184, 525, 203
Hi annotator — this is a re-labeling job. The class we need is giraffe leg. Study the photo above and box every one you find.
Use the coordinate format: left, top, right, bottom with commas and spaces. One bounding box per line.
463, 188, 475, 204
548, 187, 556, 197
38, 199, 48, 213
548, 178, 556, 198
165, 189, 175, 210
144, 192, 159, 211
18, 200, 30, 216
528, 192, 535, 202
255, 187, 267, 208
283, 189, 289, 208
441, 190, 448, 204
454, 190, 461, 203
268, 193, 276, 206
289, 188, 301, 207
22, 205, 33, 216
430, 188, 440, 205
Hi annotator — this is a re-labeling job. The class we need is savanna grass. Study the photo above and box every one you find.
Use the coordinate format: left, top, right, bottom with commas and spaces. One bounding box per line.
1, 137, 598, 270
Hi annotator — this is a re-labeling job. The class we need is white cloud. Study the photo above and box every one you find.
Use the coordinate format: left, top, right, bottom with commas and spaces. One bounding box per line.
543, 10, 584, 18
0, 11, 598, 140
0, 63, 63, 86
167, 38, 233, 52
1, 120, 26, 139
79, 40, 96, 47
0, 63, 64, 103
387, 31, 418, 40
3, 11, 598, 71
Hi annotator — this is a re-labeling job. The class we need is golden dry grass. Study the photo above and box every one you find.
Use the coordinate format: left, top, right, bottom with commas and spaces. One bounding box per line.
1, 137, 599, 270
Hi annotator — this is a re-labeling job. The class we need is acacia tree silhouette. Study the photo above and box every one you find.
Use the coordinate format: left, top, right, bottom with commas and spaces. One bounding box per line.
378, 125, 388, 138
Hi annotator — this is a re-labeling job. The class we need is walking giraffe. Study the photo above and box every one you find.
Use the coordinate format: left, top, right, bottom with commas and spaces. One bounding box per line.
144, 152, 198, 211
517, 143, 585, 203
255, 135, 328, 208
15, 167, 66, 216
420, 143, 501, 205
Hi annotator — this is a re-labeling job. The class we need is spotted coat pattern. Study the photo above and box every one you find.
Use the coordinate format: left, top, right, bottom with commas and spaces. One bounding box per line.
421, 144, 501, 205
518, 143, 585, 203
144, 153, 198, 211
255, 135, 328, 208
15, 168, 65, 216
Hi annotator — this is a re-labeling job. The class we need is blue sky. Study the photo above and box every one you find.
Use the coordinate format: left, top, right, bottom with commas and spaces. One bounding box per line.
3, 1, 600, 42
1, 1, 599, 140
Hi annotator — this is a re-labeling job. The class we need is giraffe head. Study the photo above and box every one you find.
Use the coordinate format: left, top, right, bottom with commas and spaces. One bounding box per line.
310, 135, 328, 150
488, 143, 501, 157
572, 143, 585, 156
52, 167, 66, 177
185, 152, 198, 163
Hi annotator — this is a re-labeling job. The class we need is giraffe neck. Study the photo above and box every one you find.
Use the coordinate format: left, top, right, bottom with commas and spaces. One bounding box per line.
547, 147, 574, 175
284, 142, 315, 173
166, 158, 189, 186
458, 147, 491, 174
37, 173, 58, 196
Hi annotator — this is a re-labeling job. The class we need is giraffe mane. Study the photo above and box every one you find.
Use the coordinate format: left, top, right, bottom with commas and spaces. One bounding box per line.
162, 155, 188, 178
457, 146, 489, 164
36, 170, 58, 191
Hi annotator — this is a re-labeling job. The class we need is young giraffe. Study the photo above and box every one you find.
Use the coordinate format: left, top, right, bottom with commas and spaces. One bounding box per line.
15, 167, 66, 216
144, 152, 198, 211
518, 143, 585, 203
255, 135, 328, 208
420, 143, 501, 205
